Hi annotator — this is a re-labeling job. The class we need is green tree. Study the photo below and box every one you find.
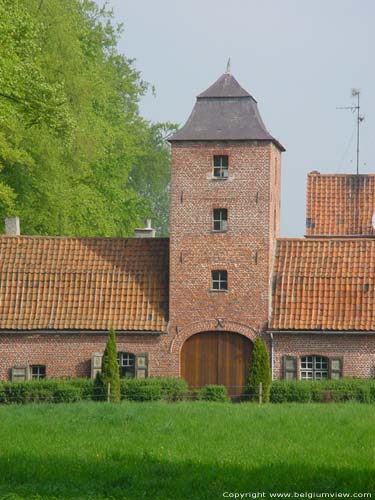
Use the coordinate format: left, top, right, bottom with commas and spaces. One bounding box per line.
95, 328, 121, 402
0, 0, 173, 236
247, 337, 272, 403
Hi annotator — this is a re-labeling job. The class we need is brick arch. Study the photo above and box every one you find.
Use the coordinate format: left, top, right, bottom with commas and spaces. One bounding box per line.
169, 318, 258, 356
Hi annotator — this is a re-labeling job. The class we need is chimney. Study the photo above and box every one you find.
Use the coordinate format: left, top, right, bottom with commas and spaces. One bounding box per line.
134, 219, 156, 238
5, 217, 20, 236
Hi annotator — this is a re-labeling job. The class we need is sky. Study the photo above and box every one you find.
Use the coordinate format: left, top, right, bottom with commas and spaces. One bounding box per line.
102, 0, 375, 237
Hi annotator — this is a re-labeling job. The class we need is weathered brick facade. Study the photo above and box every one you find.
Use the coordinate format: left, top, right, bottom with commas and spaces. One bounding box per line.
0, 333, 173, 380
272, 334, 375, 379
169, 140, 281, 345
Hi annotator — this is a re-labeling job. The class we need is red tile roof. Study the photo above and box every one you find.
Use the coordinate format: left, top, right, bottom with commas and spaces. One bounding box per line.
0, 236, 169, 332
306, 173, 375, 236
271, 238, 375, 331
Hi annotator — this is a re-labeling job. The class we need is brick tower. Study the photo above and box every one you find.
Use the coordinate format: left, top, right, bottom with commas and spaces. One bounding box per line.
168, 71, 284, 394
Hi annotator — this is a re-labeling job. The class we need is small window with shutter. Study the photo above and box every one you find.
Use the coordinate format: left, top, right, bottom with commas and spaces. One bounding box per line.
300, 355, 328, 380
117, 352, 149, 379
11, 366, 28, 382
283, 356, 297, 380
118, 352, 136, 378
30, 365, 46, 380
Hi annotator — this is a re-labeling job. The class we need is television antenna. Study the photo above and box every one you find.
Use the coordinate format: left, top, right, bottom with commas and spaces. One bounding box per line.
337, 89, 365, 175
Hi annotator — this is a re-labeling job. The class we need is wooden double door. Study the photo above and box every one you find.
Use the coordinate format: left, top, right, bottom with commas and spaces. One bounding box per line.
181, 331, 253, 399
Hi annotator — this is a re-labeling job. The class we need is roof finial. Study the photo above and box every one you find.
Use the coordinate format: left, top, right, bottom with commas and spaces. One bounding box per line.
226, 57, 231, 74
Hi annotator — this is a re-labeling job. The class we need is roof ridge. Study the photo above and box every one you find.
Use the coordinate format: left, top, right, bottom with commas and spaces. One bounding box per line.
0, 235, 170, 242
308, 172, 375, 177
277, 237, 375, 242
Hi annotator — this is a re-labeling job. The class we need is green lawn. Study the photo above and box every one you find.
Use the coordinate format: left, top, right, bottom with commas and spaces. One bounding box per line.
0, 402, 375, 499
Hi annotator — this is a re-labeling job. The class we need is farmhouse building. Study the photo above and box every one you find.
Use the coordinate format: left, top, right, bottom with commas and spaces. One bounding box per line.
1, 72, 375, 396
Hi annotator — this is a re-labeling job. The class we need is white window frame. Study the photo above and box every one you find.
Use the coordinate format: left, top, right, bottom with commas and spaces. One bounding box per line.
300, 356, 328, 381
117, 352, 136, 378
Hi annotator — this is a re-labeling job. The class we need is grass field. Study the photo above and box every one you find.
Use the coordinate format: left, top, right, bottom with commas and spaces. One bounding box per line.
0, 402, 375, 500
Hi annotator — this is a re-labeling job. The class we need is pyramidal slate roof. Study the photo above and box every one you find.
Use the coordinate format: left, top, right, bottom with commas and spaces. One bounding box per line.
169, 72, 285, 151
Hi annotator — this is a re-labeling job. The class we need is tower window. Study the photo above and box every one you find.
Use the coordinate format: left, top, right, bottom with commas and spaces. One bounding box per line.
213, 208, 228, 231
211, 270, 228, 291
213, 155, 228, 178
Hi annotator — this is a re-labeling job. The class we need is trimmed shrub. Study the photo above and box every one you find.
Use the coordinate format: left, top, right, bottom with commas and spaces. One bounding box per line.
0, 383, 6, 404
0, 380, 84, 404
69, 378, 95, 400
120, 379, 162, 401
269, 380, 289, 403
53, 383, 81, 403
120, 377, 188, 402
188, 388, 203, 401
199, 385, 228, 402
0, 376, 188, 405
247, 337, 272, 402
93, 372, 106, 402
157, 377, 188, 401
95, 328, 121, 402
270, 378, 375, 404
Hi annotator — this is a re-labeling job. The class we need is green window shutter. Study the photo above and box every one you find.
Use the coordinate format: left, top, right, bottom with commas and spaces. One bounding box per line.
283, 356, 297, 380
135, 353, 149, 379
330, 358, 342, 379
91, 352, 103, 379
11, 366, 28, 381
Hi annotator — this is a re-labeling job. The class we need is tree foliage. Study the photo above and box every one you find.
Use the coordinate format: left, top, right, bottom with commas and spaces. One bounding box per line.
0, 0, 173, 236
94, 328, 121, 402
247, 337, 272, 402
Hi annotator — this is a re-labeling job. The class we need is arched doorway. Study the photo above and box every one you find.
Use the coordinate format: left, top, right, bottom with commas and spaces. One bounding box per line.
181, 331, 253, 399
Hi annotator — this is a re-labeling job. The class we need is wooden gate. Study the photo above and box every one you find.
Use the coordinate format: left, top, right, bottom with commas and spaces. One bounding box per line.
181, 331, 253, 399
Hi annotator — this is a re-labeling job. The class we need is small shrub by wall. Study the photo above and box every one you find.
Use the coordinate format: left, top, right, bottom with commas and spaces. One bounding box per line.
120, 377, 188, 402
199, 385, 228, 402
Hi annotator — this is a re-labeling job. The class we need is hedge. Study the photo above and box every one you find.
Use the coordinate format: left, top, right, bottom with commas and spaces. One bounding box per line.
0, 380, 84, 404
0, 377, 189, 404
4, 377, 375, 405
270, 379, 375, 403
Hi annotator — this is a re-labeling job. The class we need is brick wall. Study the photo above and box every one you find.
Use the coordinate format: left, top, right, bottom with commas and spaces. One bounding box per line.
272, 333, 375, 379
169, 140, 281, 345
0, 333, 175, 380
